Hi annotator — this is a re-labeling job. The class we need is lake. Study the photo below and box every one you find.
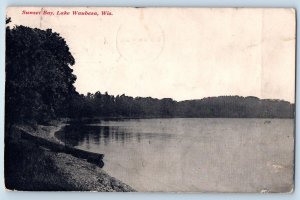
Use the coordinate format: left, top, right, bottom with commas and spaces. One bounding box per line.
55, 118, 294, 192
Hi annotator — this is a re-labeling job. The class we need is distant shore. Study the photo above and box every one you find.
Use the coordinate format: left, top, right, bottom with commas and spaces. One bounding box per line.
5, 120, 135, 192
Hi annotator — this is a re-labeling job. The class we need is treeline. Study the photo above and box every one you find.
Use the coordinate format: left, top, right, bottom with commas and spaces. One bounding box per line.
69, 92, 294, 119
5, 19, 294, 126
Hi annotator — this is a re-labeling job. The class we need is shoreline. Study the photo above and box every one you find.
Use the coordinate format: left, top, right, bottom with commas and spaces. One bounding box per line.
6, 120, 135, 192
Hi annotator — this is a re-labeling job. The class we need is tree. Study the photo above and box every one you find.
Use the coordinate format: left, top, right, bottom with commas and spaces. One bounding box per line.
6, 22, 77, 124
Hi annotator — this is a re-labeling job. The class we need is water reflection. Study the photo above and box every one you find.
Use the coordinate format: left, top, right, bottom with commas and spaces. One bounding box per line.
55, 123, 173, 149
54, 118, 294, 192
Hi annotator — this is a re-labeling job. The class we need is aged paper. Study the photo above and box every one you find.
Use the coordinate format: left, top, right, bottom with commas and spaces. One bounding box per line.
5, 7, 295, 192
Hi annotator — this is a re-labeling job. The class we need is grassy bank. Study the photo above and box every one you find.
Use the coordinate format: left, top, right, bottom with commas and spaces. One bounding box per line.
5, 122, 135, 192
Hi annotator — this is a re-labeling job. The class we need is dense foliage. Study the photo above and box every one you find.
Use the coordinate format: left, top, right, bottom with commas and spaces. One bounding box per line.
70, 93, 294, 119
6, 22, 77, 124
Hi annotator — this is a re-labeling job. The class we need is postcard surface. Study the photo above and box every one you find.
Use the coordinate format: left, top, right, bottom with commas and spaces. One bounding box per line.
5, 7, 295, 192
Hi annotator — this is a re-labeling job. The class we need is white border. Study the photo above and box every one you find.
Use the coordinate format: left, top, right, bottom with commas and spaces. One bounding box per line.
0, 1, 298, 200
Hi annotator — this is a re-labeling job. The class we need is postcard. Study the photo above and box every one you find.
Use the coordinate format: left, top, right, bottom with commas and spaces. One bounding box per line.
5, 7, 295, 192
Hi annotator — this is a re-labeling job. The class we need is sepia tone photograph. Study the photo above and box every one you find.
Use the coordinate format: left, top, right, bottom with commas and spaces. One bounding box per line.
4, 7, 295, 192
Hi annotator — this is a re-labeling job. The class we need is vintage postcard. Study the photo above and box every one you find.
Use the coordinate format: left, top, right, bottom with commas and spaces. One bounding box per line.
5, 7, 295, 192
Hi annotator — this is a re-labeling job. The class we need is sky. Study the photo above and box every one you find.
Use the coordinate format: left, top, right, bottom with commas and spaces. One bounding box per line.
7, 7, 296, 102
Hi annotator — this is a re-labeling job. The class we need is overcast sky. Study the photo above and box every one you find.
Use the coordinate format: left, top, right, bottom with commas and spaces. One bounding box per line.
7, 7, 296, 102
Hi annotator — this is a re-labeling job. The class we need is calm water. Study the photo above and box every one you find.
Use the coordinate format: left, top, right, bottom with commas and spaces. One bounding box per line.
55, 118, 294, 192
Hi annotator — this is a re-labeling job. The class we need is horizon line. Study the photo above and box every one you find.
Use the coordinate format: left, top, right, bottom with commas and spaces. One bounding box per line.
79, 91, 295, 104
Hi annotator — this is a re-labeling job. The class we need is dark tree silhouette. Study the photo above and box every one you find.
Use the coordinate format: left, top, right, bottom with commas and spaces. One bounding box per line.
6, 23, 76, 125
70, 93, 294, 119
